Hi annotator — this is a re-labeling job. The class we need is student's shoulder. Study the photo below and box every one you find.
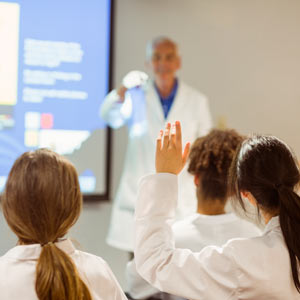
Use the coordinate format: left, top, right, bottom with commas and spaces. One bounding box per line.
172, 215, 201, 234
75, 249, 106, 263
223, 229, 274, 260
233, 217, 262, 237
74, 249, 107, 263
73, 250, 112, 277
222, 230, 289, 277
73, 250, 126, 297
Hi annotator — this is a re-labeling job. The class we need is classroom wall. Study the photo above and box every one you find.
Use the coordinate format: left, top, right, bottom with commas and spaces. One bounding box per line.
113, 0, 300, 154
1, 0, 300, 291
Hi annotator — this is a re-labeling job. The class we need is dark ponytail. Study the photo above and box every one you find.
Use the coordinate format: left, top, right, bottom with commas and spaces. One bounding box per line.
229, 134, 300, 292
278, 188, 300, 292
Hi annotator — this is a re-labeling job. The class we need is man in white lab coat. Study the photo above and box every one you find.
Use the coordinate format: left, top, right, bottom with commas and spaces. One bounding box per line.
100, 36, 212, 252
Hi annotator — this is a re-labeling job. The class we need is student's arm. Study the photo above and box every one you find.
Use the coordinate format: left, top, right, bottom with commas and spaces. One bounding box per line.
134, 122, 239, 300
126, 259, 160, 299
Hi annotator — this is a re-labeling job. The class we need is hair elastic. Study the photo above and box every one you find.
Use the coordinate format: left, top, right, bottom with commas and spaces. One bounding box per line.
41, 241, 54, 247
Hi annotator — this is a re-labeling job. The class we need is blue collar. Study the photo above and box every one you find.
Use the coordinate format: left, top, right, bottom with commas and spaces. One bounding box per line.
154, 79, 178, 119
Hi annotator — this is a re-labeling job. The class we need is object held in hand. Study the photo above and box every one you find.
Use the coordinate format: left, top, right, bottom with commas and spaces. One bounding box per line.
122, 70, 149, 89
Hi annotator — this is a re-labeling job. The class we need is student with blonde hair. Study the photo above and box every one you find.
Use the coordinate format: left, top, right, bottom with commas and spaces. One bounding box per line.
0, 149, 127, 300
135, 122, 300, 299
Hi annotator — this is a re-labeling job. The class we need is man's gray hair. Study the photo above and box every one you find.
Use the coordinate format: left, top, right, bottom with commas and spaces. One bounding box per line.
145, 36, 179, 61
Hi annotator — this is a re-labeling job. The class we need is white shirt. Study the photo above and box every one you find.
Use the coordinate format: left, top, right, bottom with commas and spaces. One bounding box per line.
173, 213, 261, 251
135, 173, 300, 300
128, 213, 261, 299
0, 239, 127, 300
101, 80, 212, 251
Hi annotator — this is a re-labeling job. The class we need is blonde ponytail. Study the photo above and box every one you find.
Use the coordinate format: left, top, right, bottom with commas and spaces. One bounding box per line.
36, 244, 92, 300
2, 149, 93, 299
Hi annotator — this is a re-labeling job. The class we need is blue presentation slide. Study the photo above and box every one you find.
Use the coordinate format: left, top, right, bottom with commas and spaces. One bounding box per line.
0, 0, 111, 194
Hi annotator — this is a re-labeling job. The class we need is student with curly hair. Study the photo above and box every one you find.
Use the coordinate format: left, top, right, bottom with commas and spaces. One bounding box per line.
135, 122, 300, 299
172, 129, 260, 251
0, 149, 127, 300
126, 128, 260, 300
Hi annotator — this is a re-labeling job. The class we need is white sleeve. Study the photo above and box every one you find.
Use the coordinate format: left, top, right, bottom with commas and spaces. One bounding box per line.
126, 259, 160, 299
99, 89, 131, 129
134, 173, 239, 300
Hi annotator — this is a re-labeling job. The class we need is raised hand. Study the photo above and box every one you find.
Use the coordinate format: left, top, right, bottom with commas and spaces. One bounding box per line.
155, 121, 190, 175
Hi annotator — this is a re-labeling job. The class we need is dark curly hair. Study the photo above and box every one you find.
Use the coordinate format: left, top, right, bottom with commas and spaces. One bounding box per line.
188, 128, 244, 203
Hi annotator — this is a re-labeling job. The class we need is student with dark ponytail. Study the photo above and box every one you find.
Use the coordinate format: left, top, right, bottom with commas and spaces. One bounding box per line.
0, 149, 127, 300
134, 122, 300, 299
230, 134, 300, 293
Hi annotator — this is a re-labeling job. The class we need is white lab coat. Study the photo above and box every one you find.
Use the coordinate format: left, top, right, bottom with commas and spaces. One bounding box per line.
0, 239, 127, 300
135, 174, 300, 300
127, 213, 261, 299
100, 80, 212, 251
